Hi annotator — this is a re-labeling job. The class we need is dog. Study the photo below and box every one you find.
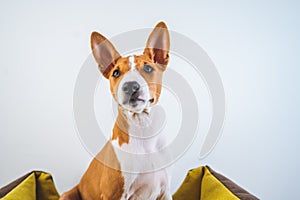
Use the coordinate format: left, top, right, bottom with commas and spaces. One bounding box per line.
60, 22, 172, 200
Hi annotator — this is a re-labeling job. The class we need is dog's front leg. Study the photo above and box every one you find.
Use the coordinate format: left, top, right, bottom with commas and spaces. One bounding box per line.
59, 185, 82, 200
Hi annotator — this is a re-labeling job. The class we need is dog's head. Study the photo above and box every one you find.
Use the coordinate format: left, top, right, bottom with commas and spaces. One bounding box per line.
91, 22, 170, 114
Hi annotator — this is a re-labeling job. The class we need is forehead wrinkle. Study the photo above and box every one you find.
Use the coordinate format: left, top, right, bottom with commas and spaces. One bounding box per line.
113, 57, 130, 73
135, 55, 152, 66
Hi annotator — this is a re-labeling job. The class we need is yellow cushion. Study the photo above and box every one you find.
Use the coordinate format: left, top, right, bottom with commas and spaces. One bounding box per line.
201, 167, 239, 200
172, 167, 204, 200
173, 166, 258, 200
1, 173, 36, 200
0, 171, 59, 200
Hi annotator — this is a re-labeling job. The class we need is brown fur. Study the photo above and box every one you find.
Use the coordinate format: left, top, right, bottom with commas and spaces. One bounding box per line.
108, 57, 131, 101
112, 107, 130, 146
60, 142, 124, 200
134, 54, 167, 104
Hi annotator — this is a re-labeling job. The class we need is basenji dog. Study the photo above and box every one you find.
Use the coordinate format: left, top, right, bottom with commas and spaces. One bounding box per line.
60, 22, 172, 200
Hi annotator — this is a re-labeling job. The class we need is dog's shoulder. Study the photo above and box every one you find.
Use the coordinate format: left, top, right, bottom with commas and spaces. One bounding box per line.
79, 141, 124, 199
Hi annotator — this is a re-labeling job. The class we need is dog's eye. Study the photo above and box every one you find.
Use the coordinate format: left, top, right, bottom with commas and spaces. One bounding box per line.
112, 69, 120, 78
143, 64, 154, 73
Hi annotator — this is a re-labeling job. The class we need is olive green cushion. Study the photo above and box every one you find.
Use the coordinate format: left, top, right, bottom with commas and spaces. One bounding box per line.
0, 171, 59, 200
173, 166, 259, 200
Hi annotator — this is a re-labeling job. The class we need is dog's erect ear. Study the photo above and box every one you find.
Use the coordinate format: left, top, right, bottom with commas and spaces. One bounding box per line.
143, 22, 170, 67
91, 32, 121, 78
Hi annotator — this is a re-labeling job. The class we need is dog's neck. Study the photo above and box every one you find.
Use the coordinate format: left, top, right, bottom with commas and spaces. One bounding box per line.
112, 107, 153, 146
111, 106, 164, 148
124, 108, 152, 128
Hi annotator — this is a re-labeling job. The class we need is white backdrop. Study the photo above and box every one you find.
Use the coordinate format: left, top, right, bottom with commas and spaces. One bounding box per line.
1, 1, 300, 199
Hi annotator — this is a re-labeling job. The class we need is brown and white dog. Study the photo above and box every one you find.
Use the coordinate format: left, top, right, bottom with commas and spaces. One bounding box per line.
60, 22, 172, 200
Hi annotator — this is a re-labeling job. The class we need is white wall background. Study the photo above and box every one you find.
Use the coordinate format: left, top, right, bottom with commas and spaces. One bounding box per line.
1, 1, 300, 199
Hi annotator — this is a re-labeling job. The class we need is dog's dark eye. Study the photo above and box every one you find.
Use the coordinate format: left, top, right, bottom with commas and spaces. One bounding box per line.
143, 64, 154, 73
112, 69, 120, 78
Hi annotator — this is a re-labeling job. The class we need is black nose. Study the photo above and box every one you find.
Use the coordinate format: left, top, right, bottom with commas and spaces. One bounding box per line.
122, 81, 140, 94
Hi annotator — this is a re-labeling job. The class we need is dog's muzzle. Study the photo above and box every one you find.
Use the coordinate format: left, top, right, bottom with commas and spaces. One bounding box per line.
122, 81, 144, 107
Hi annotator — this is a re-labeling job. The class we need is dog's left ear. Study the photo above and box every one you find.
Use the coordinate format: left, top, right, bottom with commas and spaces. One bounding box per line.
144, 22, 170, 68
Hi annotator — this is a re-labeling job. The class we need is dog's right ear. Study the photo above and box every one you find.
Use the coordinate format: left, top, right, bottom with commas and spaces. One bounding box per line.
91, 32, 121, 78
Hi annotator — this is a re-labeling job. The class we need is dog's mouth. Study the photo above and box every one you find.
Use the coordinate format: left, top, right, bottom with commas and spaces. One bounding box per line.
149, 98, 154, 103
124, 92, 154, 107
126, 92, 141, 107
130, 92, 145, 103
132, 98, 154, 103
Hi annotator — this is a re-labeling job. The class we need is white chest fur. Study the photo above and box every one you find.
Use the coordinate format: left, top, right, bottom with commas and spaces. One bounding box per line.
111, 109, 172, 200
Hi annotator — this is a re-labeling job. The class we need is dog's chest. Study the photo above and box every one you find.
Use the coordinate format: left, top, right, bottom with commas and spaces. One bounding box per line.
111, 136, 169, 200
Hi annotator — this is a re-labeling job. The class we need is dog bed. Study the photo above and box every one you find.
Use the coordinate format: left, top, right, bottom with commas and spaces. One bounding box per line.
0, 166, 258, 200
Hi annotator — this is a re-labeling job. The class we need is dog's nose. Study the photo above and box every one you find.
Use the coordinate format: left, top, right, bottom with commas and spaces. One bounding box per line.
122, 81, 140, 94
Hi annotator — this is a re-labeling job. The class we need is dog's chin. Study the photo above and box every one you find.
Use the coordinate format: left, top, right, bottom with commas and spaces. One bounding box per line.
119, 101, 149, 114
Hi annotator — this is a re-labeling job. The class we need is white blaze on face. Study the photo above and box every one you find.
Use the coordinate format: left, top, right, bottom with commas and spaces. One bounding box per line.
117, 56, 151, 113
129, 55, 135, 71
